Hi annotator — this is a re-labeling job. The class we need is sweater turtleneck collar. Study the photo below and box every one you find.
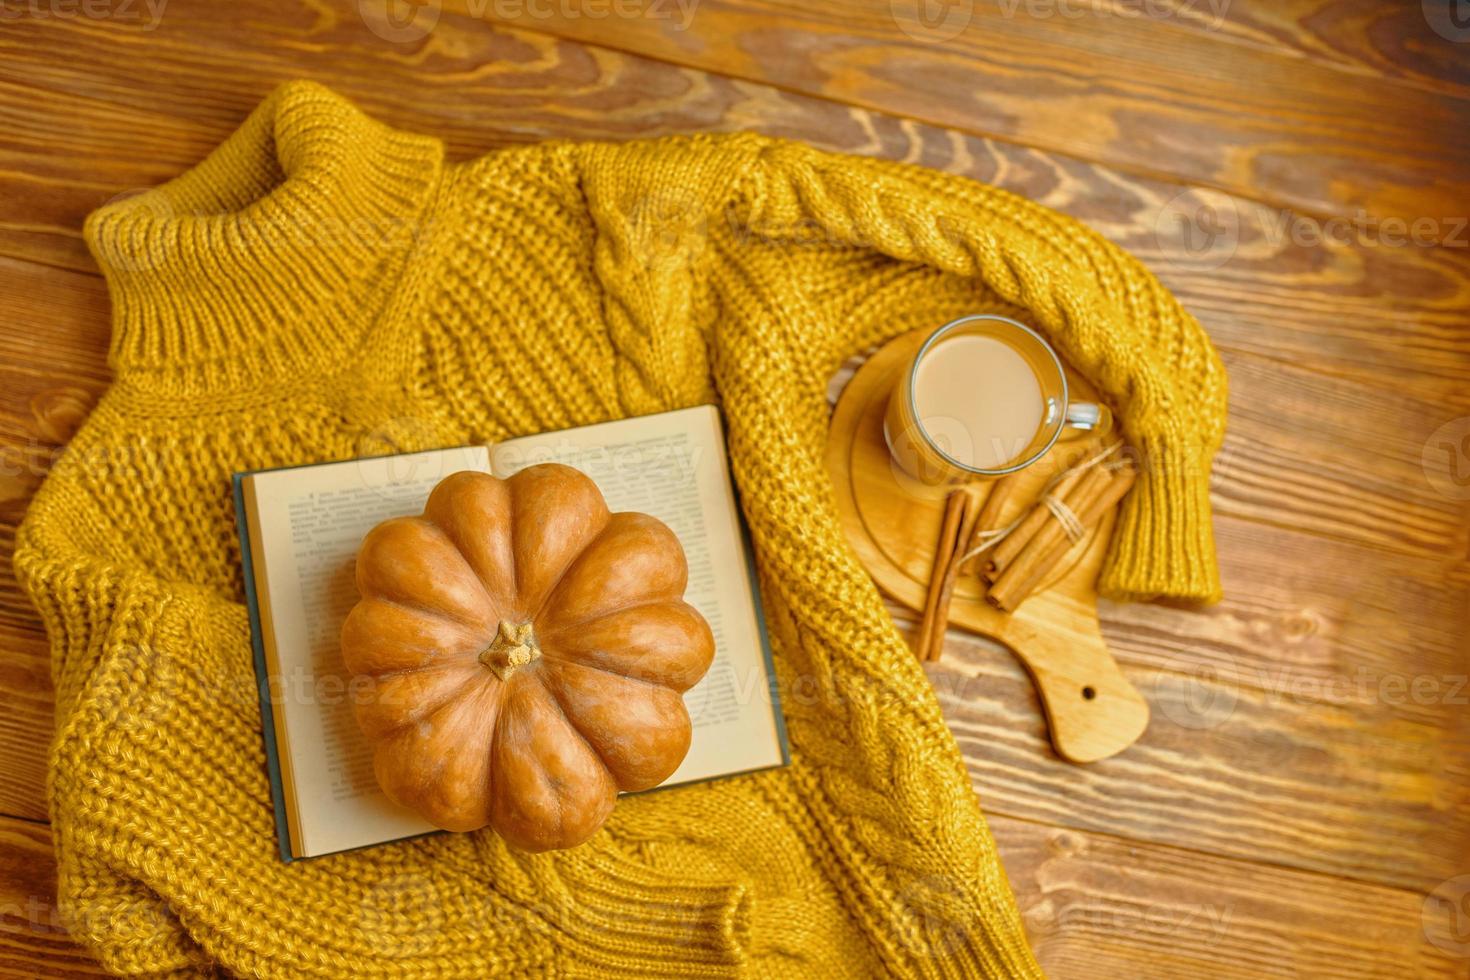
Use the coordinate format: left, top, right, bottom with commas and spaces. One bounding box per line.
86, 81, 445, 394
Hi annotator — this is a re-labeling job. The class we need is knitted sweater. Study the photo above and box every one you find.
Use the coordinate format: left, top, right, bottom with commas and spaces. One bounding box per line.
16, 81, 1226, 979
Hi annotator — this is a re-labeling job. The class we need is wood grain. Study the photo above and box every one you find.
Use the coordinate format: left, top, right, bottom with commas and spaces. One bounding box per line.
0, 817, 107, 978
445, 0, 1470, 222
920, 622, 1470, 893
990, 813, 1468, 980
1186, 1, 1470, 95
0, 1, 1465, 976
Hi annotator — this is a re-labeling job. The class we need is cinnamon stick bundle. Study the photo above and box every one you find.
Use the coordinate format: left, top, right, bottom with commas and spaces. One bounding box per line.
958, 474, 1020, 576
984, 465, 1093, 579
987, 463, 1138, 612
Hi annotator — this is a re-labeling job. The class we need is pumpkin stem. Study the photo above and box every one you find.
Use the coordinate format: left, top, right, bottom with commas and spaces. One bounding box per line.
479, 621, 540, 681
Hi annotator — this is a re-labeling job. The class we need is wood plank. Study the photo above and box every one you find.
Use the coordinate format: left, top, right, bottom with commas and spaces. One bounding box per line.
989, 814, 1467, 980
1195, 1, 1470, 95
1213, 351, 1469, 560
0, 817, 107, 978
918, 621, 1470, 893
437, 0, 1470, 222
0, 257, 108, 822
0, 606, 51, 824
1102, 518, 1470, 729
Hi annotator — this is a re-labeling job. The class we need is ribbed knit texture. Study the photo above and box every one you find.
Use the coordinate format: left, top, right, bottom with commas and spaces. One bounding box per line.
15, 81, 1226, 979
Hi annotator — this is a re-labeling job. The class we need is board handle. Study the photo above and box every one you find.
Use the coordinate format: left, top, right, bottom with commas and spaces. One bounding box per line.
998, 617, 1149, 763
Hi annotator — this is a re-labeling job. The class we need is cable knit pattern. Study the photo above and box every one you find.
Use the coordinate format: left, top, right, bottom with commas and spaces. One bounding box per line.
15, 81, 1226, 979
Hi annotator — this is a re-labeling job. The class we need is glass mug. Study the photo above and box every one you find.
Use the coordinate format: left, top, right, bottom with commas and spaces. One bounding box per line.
883, 314, 1111, 484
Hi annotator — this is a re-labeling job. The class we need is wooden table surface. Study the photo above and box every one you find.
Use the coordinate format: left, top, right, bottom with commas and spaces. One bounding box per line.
2, 2, 1468, 977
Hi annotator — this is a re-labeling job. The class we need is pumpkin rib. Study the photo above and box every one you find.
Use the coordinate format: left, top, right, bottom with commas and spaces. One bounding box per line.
536, 659, 692, 792
422, 472, 518, 608
506, 465, 612, 619
536, 596, 685, 645
536, 599, 714, 694
370, 592, 491, 638
517, 511, 616, 628
535, 642, 673, 691
530, 666, 619, 784
530, 511, 687, 629
353, 664, 487, 739
340, 595, 487, 677
489, 674, 617, 850
374, 676, 503, 829
356, 517, 501, 631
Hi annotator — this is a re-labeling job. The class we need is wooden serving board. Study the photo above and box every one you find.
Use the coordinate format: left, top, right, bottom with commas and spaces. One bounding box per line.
825, 329, 1148, 763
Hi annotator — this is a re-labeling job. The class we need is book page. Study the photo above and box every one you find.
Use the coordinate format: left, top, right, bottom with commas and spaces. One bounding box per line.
492, 405, 786, 785
245, 447, 489, 857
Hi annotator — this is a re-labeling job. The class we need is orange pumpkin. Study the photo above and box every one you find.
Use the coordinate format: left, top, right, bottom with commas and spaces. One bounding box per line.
340, 463, 715, 852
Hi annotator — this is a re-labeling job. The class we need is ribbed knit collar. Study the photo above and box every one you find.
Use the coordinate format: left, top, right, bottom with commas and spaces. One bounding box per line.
86, 81, 444, 393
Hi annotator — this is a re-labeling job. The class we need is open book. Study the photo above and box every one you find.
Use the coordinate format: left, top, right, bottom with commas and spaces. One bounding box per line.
234, 405, 788, 861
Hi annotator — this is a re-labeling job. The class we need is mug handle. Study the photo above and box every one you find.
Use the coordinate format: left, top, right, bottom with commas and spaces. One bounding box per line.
1059, 401, 1112, 441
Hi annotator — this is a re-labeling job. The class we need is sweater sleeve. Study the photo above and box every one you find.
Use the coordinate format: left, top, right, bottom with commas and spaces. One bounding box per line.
737, 140, 1227, 603
13, 521, 238, 976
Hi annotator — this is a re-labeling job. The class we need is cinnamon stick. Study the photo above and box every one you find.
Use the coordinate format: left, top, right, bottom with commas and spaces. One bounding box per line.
985, 464, 1097, 579
987, 464, 1138, 612
958, 475, 1020, 575
915, 489, 970, 660
926, 486, 984, 662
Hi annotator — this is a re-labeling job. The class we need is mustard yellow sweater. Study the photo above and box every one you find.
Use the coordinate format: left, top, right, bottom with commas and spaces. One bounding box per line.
16, 81, 1225, 978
